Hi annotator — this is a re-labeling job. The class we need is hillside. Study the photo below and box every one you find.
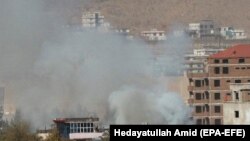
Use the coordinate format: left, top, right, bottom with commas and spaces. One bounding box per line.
79, 0, 250, 35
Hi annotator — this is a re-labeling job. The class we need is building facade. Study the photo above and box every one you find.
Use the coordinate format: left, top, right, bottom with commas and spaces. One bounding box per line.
53, 117, 104, 140
187, 44, 250, 124
82, 12, 104, 28
141, 29, 166, 41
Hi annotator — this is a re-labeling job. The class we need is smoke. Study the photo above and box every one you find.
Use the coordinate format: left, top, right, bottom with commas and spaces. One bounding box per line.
0, 0, 193, 128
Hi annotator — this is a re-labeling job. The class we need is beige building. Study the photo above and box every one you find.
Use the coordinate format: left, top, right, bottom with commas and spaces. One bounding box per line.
223, 83, 250, 124
187, 44, 250, 124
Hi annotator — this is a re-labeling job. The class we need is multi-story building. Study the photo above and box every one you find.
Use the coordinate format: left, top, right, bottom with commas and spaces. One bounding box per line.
141, 29, 166, 41
53, 117, 104, 140
185, 48, 224, 74
82, 12, 105, 28
223, 83, 250, 124
187, 44, 250, 125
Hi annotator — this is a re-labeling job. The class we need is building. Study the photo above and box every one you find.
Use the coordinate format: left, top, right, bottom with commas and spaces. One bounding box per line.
187, 44, 250, 124
188, 23, 200, 38
36, 129, 52, 141
141, 29, 166, 41
219, 27, 247, 40
199, 20, 216, 37
184, 48, 224, 74
82, 12, 104, 28
53, 117, 104, 141
223, 83, 250, 124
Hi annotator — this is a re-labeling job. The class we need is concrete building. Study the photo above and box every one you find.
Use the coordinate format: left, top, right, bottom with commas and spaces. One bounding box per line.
184, 48, 224, 74
199, 20, 216, 37
187, 44, 250, 124
141, 29, 166, 41
223, 83, 250, 124
219, 27, 247, 40
82, 12, 104, 28
53, 117, 104, 141
188, 23, 200, 38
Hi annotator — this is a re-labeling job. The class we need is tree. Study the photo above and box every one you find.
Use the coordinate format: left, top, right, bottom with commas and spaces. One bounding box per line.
0, 109, 41, 141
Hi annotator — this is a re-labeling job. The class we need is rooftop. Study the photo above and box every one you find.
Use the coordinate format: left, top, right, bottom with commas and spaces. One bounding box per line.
53, 117, 99, 123
209, 44, 250, 59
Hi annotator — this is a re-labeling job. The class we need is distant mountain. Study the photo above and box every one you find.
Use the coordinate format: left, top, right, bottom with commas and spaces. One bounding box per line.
80, 0, 250, 35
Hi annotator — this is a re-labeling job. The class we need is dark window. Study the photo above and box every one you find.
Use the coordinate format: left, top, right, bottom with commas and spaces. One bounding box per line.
214, 106, 221, 113
195, 93, 202, 100
222, 59, 228, 63
226, 80, 230, 82
214, 93, 221, 100
235, 80, 241, 83
215, 119, 221, 125
204, 78, 209, 86
241, 67, 246, 70
195, 80, 202, 87
204, 104, 209, 112
196, 106, 202, 113
214, 59, 220, 63
223, 67, 229, 74
235, 111, 239, 118
235, 92, 239, 100
210, 25, 214, 28
248, 80, 250, 82
227, 93, 231, 96
196, 119, 202, 125
205, 92, 209, 99
214, 80, 220, 87
239, 58, 245, 63
235, 67, 240, 69
247, 67, 250, 69
214, 67, 220, 74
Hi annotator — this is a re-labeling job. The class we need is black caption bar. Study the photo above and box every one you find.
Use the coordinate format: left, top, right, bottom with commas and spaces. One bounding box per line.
110, 125, 250, 140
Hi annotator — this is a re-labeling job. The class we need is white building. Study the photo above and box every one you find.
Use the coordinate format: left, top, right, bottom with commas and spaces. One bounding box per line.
223, 83, 250, 124
141, 29, 166, 41
184, 48, 224, 73
82, 12, 108, 28
188, 23, 200, 38
219, 27, 247, 40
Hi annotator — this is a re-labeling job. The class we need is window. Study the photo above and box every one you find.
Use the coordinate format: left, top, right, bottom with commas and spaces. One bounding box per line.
196, 119, 202, 125
239, 58, 245, 63
195, 93, 202, 100
223, 67, 229, 74
214, 59, 220, 63
241, 67, 246, 70
214, 67, 220, 74
210, 25, 214, 28
214, 106, 221, 113
214, 80, 220, 87
235, 111, 239, 118
214, 93, 221, 100
235, 92, 239, 100
222, 59, 228, 63
226, 80, 230, 83
248, 80, 250, 82
235, 80, 241, 83
204, 78, 209, 86
215, 119, 221, 125
247, 67, 250, 69
235, 67, 240, 69
195, 80, 202, 87
205, 91, 209, 99
196, 106, 202, 113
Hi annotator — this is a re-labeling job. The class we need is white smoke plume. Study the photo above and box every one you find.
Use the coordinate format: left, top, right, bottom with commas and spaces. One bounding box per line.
0, 0, 193, 128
